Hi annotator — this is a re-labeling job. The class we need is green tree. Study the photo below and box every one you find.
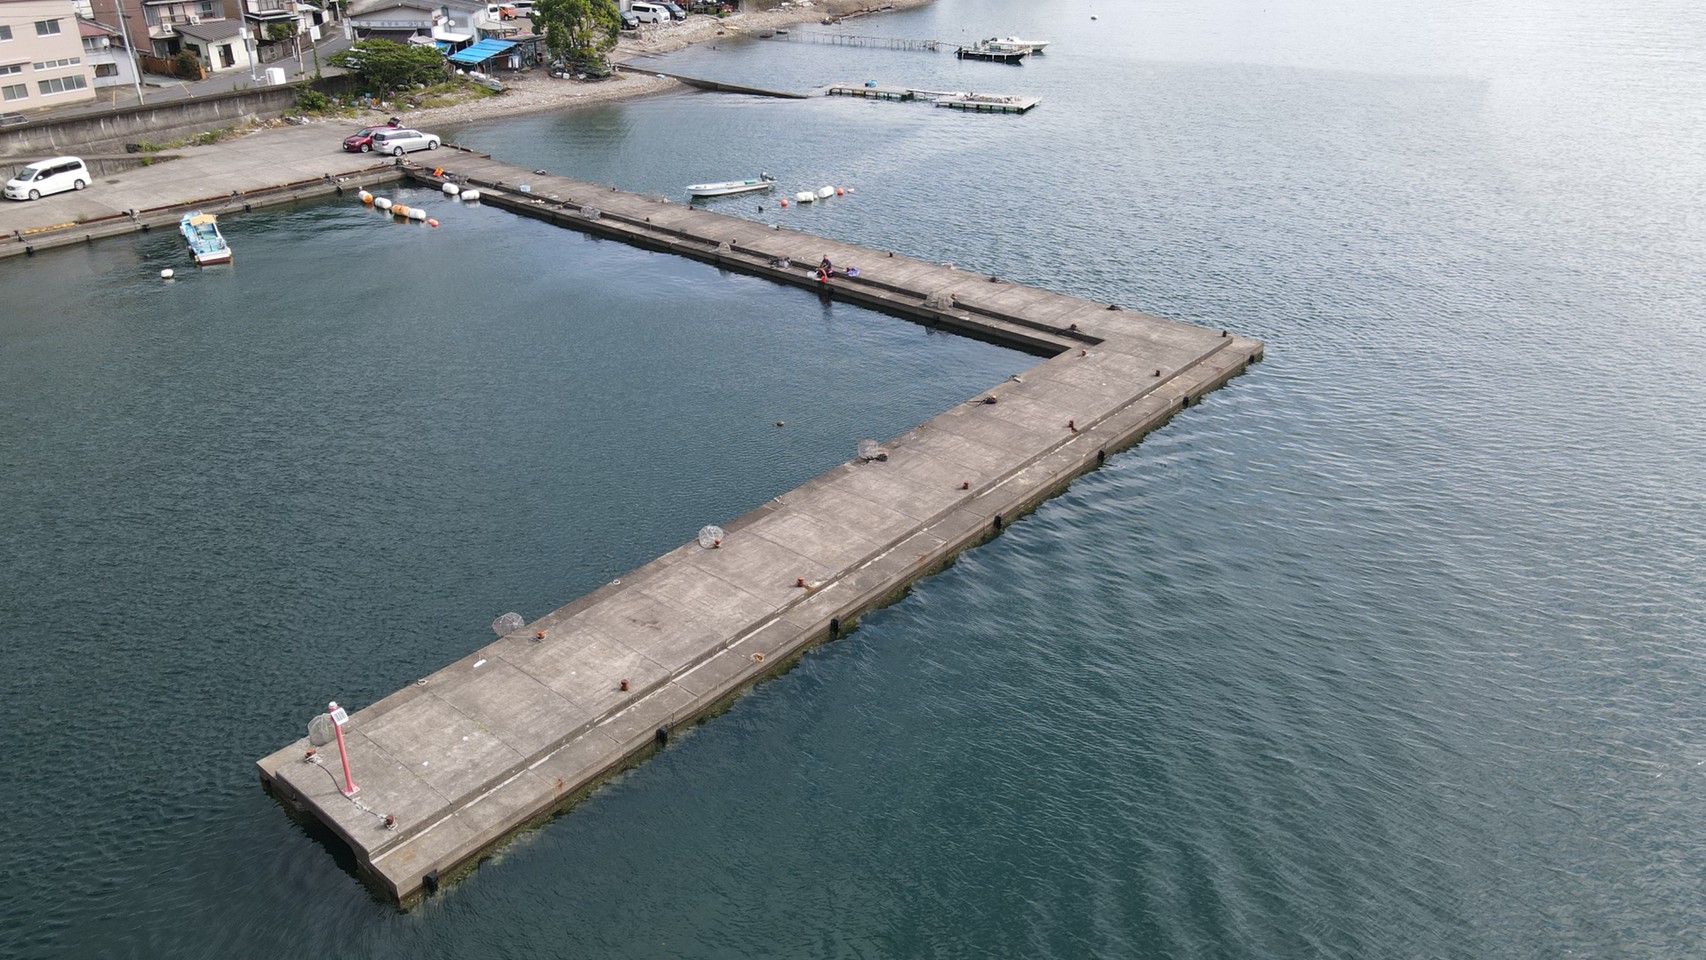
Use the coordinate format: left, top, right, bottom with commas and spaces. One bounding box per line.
174, 49, 202, 80
328, 39, 447, 94
533, 0, 621, 67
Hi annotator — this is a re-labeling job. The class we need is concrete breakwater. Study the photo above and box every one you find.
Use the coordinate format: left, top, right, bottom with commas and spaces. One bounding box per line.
256, 148, 1264, 905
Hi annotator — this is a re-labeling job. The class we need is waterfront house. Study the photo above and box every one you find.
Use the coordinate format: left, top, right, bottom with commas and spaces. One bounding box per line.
77, 16, 140, 91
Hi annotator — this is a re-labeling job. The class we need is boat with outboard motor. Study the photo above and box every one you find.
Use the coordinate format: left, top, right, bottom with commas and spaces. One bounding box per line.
956, 40, 1028, 62
987, 36, 1050, 55
179, 212, 231, 265
687, 173, 776, 198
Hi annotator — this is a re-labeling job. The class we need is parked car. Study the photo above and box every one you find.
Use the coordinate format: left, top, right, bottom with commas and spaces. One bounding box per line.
370, 128, 442, 155
4, 156, 89, 200
342, 124, 397, 153
628, 2, 665, 23
659, 1, 687, 20
619, 11, 640, 30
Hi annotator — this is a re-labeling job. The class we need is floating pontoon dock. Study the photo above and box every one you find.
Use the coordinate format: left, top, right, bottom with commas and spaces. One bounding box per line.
255, 149, 1262, 905
829, 84, 1041, 113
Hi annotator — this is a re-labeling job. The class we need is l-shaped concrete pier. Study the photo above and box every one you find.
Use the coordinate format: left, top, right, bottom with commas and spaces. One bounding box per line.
256, 149, 1263, 905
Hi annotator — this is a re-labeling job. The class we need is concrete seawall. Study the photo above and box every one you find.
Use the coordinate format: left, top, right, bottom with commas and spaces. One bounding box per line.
256, 149, 1265, 905
0, 162, 402, 259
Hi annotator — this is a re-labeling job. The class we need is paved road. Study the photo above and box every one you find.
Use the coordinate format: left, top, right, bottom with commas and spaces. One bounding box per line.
0, 123, 401, 239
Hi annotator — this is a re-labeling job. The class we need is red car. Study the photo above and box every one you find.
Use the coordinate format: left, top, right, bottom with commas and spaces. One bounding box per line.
342, 124, 396, 153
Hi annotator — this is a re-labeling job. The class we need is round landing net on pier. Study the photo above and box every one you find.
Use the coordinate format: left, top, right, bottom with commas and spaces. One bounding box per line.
490, 612, 525, 636
308, 713, 337, 747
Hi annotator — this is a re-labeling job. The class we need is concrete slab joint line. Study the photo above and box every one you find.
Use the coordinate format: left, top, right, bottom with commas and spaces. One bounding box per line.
253, 154, 1264, 905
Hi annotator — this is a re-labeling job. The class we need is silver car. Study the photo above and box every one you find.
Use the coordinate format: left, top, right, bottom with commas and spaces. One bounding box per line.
370, 128, 441, 156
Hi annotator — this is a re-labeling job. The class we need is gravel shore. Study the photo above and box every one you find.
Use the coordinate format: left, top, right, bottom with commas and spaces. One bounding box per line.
392, 1, 935, 127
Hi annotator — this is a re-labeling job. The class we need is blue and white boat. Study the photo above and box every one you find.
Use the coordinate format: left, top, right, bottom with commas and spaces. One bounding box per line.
179, 212, 232, 265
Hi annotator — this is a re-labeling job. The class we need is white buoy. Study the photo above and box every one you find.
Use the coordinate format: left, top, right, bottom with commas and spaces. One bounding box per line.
442, 182, 460, 195
461, 189, 481, 202
358, 190, 373, 204
160, 268, 174, 280
374, 196, 393, 211
817, 185, 835, 199
845, 187, 856, 195
795, 191, 815, 204
407, 207, 426, 220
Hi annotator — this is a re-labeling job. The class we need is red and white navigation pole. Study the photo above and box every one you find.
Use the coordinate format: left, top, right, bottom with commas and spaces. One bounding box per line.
327, 701, 360, 797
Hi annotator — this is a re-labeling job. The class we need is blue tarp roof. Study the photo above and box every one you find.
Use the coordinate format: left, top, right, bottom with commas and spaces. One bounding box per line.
448, 39, 517, 65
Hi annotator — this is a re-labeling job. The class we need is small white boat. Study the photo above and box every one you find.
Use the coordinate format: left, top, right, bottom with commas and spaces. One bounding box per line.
687, 173, 776, 198
988, 36, 1050, 55
179, 212, 231, 265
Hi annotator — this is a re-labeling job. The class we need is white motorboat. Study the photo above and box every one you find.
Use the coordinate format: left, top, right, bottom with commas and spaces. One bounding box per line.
987, 36, 1050, 55
687, 173, 776, 198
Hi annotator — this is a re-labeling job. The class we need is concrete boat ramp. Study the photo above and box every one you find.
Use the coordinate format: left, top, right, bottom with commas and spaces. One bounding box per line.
256, 150, 1263, 905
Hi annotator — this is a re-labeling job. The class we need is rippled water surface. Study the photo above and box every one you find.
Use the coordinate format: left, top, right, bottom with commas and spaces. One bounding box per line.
3, 0, 1704, 957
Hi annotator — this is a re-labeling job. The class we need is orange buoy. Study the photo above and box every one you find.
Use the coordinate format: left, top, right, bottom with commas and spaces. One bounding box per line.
780, 198, 789, 207
836, 188, 844, 196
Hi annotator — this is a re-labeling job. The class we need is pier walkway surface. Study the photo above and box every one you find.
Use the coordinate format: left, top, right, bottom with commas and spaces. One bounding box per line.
255, 149, 1264, 904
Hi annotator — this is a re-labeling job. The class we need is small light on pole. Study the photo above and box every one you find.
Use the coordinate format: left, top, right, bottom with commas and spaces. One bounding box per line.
328, 700, 360, 797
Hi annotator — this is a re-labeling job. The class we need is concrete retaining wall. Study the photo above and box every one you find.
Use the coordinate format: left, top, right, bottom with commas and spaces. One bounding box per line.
0, 87, 297, 159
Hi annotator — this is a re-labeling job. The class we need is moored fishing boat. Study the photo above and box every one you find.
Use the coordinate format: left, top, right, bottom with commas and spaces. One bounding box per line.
179, 212, 232, 265
957, 40, 1028, 62
687, 173, 777, 198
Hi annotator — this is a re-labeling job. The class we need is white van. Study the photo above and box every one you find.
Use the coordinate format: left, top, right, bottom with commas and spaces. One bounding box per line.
629, 2, 665, 23
5, 156, 89, 201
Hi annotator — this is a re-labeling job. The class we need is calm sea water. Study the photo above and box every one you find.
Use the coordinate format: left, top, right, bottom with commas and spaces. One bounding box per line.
3, 0, 1704, 957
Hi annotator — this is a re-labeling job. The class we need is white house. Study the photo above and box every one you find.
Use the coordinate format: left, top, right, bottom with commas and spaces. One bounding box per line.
78, 16, 138, 90
345, 0, 484, 46
174, 15, 254, 72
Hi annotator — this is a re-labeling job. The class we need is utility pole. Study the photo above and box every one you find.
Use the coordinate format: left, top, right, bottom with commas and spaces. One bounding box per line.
110, 0, 146, 104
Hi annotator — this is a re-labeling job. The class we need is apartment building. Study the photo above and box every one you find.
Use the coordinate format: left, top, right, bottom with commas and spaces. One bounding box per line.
0, 0, 98, 111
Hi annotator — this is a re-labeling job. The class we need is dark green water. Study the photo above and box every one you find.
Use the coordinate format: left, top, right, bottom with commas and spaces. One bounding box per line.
3, 0, 1704, 956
